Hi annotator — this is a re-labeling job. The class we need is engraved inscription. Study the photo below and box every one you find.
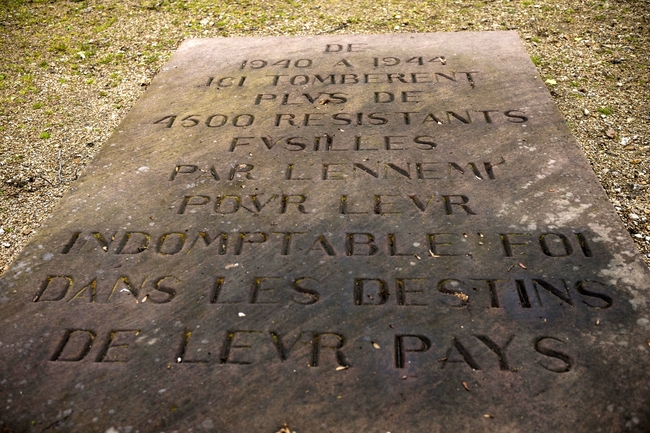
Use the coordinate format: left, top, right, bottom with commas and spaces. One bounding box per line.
5, 33, 647, 432
51, 329, 140, 363
57, 230, 597, 259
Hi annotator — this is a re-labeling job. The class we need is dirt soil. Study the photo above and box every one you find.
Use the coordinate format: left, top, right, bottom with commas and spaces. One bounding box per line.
0, 0, 648, 274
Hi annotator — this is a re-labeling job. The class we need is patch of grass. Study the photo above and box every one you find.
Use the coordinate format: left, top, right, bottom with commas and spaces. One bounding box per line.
144, 52, 159, 64
108, 72, 122, 86
50, 39, 69, 53
77, 42, 97, 58
32, 102, 43, 109
531, 55, 542, 66
98, 53, 115, 65
39, 132, 51, 139
18, 74, 39, 95
598, 106, 612, 115
93, 16, 117, 33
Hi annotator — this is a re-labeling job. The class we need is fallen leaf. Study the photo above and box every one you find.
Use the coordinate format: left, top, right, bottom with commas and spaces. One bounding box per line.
225, 263, 239, 269
372, 341, 381, 349
518, 262, 527, 269
484, 414, 494, 419
336, 366, 349, 371
462, 381, 470, 391
275, 424, 291, 433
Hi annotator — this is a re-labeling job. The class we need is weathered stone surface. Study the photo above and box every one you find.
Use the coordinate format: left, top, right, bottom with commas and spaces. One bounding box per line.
1, 32, 649, 432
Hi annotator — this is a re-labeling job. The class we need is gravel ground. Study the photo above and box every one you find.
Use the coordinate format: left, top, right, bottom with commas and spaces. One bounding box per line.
0, 0, 648, 275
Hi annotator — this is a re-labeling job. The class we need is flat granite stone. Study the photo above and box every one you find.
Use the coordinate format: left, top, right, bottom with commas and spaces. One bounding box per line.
1, 32, 650, 432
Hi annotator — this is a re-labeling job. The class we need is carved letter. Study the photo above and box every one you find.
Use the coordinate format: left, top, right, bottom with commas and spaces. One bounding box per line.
475, 335, 515, 371
220, 330, 262, 365
440, 337, 481, 370
176, 328, 209, 363
149, 276, 179, 304
310, 333, 348, 367
442, 195, 476, 215
270, 331, 303, 361
95, 330, 140, 363
34, 276, 73, 302
575, 280, 613, 308
345, 233, 378, 256
354, 278, 389, 305
395, 334, 431, 368
157, 233, 186, 255
534, 336, 573, 373
291, 277, 320, 305
178, 195, 211, 215
170, 164, 198, 181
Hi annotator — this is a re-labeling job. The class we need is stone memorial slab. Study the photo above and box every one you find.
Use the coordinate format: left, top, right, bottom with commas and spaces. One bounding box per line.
2, 32, 650, 432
